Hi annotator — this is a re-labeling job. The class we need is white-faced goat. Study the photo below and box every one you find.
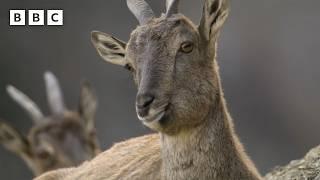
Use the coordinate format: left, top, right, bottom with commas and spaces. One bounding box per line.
0, 72, 100, 176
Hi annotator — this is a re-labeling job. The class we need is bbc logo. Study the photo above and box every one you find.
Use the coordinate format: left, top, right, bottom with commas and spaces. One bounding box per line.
10, 10, 63, 26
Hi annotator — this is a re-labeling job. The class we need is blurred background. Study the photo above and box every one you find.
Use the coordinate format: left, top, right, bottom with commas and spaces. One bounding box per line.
0, 0, 319, 179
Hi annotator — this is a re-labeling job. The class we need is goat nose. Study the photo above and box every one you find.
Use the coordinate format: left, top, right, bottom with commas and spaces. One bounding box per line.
136, 93, 155, 109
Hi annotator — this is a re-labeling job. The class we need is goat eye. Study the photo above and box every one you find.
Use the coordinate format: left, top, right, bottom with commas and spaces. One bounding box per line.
180, 42, 194, 53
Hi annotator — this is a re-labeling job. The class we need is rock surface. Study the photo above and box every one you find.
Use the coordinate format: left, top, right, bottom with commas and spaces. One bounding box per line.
265, 145, 320, 180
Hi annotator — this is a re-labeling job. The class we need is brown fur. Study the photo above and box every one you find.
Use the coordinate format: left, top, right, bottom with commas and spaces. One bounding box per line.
37, 0, 262, 179
36, 134, 161, 180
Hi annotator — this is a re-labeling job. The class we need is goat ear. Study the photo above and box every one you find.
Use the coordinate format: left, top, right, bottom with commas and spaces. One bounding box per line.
91, 31, 128, 67
198, 0, 229, 41
0, 121, 30, 155
79, 81, 97, 133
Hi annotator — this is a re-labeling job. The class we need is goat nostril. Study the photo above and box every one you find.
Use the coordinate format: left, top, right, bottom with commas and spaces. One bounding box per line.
136, 94, 155, 109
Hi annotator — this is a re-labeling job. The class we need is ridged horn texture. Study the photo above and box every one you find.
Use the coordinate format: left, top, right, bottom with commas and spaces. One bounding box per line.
127, 0, 155, 25
166, 0, 180, 17
6, 85, 44, 124
44, 71, 65, 116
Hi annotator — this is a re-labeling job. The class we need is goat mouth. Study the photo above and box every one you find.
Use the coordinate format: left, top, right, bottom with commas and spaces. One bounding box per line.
137, 104, 169, 123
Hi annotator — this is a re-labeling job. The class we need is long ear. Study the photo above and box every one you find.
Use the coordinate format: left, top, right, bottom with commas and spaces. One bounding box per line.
91, 31, 128, 67
0, 121, 30, 155
198, 0, 229, 41
78, 81, 97, 133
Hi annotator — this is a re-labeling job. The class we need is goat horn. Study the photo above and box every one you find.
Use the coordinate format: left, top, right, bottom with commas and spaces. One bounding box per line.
127, 0, 155, 25
44, 71, 65, 116
6, 85, 44, 124
166, 0, 180, 17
